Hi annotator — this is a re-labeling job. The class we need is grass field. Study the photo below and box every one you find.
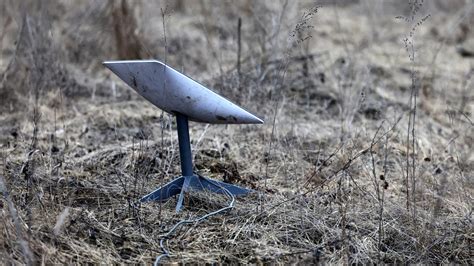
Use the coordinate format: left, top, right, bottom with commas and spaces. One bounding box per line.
0, 0, 473, 264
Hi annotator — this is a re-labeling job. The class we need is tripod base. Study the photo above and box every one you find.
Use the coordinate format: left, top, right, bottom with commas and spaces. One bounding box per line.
140, 175, 251, 212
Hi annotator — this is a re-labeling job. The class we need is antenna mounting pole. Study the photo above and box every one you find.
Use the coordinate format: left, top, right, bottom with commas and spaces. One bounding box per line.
140, 114, 251, 212
176, 113, 193, 177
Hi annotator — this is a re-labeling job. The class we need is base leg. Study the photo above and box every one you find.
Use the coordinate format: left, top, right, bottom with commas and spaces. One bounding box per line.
197, 175, 251, 195
175, 176, 193, 212
140, 174, 252, 212
140, 177, 184, 202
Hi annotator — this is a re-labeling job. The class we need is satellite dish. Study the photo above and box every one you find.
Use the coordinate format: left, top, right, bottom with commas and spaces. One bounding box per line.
103, 60, 263, 124
103, 60, 263, 212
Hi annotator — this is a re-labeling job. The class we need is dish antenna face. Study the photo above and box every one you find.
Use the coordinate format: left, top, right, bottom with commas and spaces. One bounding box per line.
104, 60, 263, 212
103, 60, 263, 124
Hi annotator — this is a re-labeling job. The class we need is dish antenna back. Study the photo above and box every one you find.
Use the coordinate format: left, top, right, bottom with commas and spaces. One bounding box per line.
104, 60, 263, 212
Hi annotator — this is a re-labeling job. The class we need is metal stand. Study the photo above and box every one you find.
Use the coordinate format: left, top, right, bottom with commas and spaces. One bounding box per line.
140, 113, 250, 212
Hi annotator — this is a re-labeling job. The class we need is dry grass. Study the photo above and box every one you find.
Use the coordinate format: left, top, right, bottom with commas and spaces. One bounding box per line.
0, 0, 473, 264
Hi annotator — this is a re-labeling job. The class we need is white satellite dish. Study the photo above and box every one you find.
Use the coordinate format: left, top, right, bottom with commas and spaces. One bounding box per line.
103, 60, 263, 124
104, 60, 263, 212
